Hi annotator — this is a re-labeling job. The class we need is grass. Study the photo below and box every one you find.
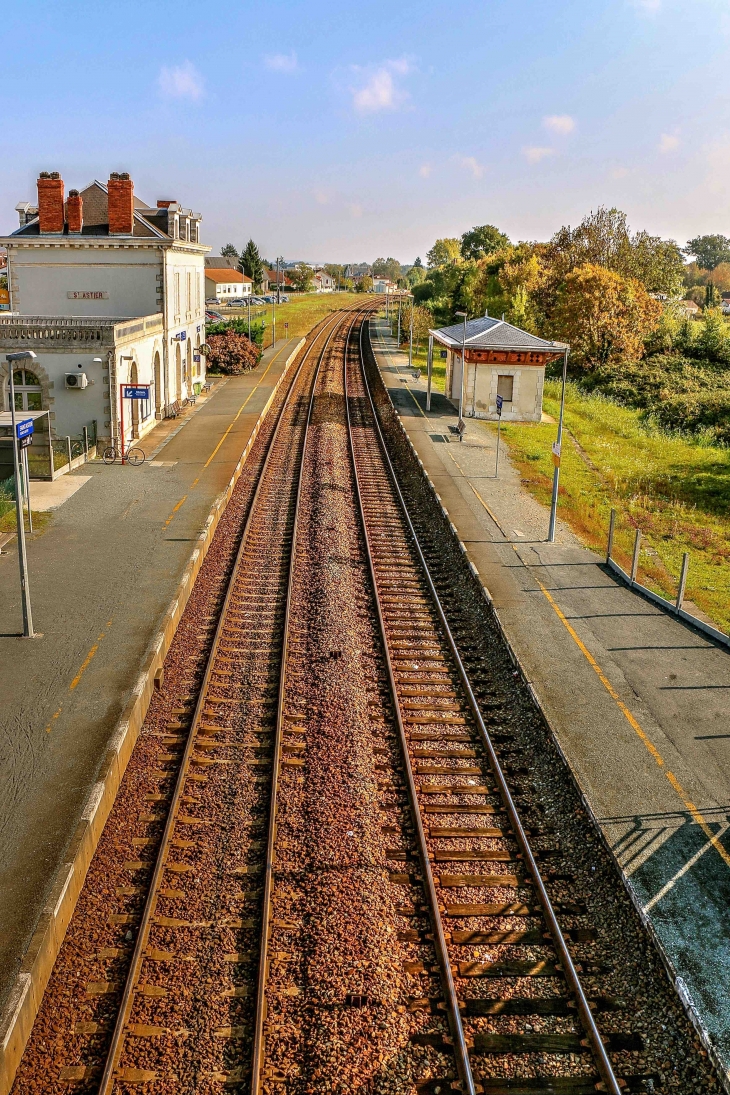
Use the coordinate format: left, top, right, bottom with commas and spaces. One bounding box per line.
491, 381, 730, 633
223, 292, 362, 348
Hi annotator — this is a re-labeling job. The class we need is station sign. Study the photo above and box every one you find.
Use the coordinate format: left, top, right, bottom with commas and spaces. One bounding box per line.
173, 331, 187, 341
123, 386, 150, 400
552, 440, 561, 467
16, 418, 34, 440
496, 395, 504, 415
19, 435, 33, 449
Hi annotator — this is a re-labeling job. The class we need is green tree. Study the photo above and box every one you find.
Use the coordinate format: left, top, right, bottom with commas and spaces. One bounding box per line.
684, 234, 730, 271
220, 243, 239, 259
372, 257, 402, 282
697, 309, 729, 362
355, 275, 373, 293
288, 263, 315, 292
406, 264, 426, 288
426, 238, 461, 268
460, 224, 511, 261
240, 240, 264, 291
705, 282, 721, 309
412, 256, 423, 269
551, 263, 662, 368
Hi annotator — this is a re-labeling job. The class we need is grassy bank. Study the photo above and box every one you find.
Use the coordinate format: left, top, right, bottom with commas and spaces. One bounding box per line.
495, 381, 730, 633
225, 292, 361, 347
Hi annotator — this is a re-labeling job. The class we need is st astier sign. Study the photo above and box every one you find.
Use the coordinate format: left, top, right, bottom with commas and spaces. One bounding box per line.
67, 291, 109, 300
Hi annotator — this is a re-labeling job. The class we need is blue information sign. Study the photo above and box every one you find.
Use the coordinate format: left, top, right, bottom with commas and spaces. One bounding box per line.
16, 418, 34, 440
123, 386, 150, 400
496, 394, 504, 415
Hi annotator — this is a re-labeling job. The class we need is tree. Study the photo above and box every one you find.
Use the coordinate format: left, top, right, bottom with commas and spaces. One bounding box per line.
406, 264, 426, 288
220, 243, 239, 259
288, 263, 315, 292
684, 234, 730, 271
372, 257, 402, 282
460, 224, 511, 261
426, 238, 461, 268
705, 282, 721, 309
201, 329, 260, 375
240, 240, 264, 291
355, 275, 373, 293
551, 263, 662, 368
413, 256, 423, 269
545, 208, 684, 296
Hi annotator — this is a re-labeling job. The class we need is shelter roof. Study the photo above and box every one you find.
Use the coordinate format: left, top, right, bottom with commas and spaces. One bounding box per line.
430, 315, 567, 354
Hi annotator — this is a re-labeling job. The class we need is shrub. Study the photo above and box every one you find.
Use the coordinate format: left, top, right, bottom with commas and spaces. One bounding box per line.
201, 329, 260, 375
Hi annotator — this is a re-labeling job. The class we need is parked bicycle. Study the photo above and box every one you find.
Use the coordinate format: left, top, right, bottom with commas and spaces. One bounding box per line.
102, 444, 146, 466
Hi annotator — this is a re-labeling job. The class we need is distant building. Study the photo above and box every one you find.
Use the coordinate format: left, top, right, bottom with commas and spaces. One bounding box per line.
314, 271, 336, 292
205, 269, 252, 300
262, 268, 293, 294
0, 171, 209, 451
678, 300, 701, 317
429, 316, 567, 423
373, 277, 396, 294
205, 256, 239, 270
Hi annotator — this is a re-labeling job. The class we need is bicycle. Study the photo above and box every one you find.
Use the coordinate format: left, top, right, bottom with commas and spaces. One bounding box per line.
102, 444, 146, 467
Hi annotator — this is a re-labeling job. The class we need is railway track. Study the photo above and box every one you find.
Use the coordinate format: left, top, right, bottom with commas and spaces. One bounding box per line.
9, 306, 718, 1095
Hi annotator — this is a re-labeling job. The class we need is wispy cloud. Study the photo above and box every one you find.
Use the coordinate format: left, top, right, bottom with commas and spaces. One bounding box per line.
265, 51, 298, 73
522, 146, 555, 164
351, 57, 412, 114
348, 203, 364, 218
313, 188, 330, 205
456, 155, 484, 179
633, 0, 661, 11
611, 166, 630, 179
543, 114, 575, 135
158, 61, 204, 100
419, 163, 432, 178
659, 132, 680, 153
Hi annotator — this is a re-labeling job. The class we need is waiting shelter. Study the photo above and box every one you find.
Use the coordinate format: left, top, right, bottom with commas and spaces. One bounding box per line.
427, 316, 567, 422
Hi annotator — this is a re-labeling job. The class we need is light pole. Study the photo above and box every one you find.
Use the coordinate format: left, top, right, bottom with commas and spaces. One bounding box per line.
454, 310, 468, 441
408, 293, 414, 369
6, 350, 36, 637
397, 296, 402, 347
547, 347, 570, 543
247, 296, 251, 342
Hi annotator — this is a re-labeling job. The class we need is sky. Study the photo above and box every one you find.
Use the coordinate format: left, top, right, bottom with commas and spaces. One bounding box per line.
2, 0, 730, 263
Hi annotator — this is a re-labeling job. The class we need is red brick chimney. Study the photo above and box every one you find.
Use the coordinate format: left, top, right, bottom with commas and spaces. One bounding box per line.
67, 189, 83, 234
108, 172, 134, 235
37, 171, 65, 234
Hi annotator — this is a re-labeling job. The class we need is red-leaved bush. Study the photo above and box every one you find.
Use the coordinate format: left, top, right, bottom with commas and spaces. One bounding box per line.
201, 330, 260, 375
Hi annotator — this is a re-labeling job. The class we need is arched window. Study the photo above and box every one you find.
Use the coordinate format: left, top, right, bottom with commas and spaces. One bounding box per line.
6, 368, 42, 411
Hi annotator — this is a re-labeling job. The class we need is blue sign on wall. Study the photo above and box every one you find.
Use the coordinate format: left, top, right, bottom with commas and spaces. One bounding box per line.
16, 418, 34, 440
496, 394, 504, 415
123, 386, 150, 400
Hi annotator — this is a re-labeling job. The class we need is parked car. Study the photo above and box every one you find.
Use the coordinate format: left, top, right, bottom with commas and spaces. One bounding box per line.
205, 297, 219, 305
205, 310, 224, 321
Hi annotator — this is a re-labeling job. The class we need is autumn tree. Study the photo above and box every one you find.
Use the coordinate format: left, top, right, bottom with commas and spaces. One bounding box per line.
201, 329, 260, 375
426, 238, 461, 268
551, 263, 662, 368
288, 264, 315, 292
355, 275, 373, 293
372, 257, 402, 282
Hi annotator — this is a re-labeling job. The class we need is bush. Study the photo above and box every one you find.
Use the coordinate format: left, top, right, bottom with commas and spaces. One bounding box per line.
201, 329, 260, 375
206, 317, 263, 346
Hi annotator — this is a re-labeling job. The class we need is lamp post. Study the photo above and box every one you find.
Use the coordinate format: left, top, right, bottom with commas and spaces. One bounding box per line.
408, 293, 414, 369
547, 347, 570, 543
454, 310, 468, 441
6, 350, 36, 637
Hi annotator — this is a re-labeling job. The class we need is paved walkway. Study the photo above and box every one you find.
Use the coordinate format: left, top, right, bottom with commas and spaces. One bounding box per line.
371, 317, 730, 1077
0, 338, 302, 1014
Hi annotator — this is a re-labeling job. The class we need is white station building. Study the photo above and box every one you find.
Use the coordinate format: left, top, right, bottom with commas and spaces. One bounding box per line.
0, 171, 210, 450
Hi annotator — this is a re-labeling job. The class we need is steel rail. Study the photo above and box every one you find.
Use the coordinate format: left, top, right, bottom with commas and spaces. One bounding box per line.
96, 307, 347, 1095
344, 317, 478, 1095
353, 319, 623, 1095
249, 305, 371, 1093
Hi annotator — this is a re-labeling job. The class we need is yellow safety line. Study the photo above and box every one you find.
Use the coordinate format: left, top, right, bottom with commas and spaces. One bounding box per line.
45, 618, 113, 731
163, 341, 293, 528
535, 574, 730, 871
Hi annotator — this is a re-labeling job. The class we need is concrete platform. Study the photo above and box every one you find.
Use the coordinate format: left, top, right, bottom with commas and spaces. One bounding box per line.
371, 318, 730, 1081
0, 338, 303, 1020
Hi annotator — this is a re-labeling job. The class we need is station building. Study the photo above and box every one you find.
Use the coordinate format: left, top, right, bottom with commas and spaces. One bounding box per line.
429, 316, 567, 422
0, 171, 210, 452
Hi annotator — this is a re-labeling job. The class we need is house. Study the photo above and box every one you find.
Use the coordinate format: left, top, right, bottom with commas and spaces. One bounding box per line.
0, 171, 209, 452
205, 269, 252, 301
205, 256, 238, 270
262, 268, 293, 295
678, 300, 701, 317
428, 315, 567, 423
373, 277, 397, 294
314, 271, 336, 293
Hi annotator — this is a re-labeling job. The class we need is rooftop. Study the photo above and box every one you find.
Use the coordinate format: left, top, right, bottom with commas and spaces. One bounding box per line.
431, 315, 567, 354
205, 269, 250, 283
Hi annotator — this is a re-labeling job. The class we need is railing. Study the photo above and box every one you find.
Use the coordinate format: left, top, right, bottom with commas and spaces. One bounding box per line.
606, 508, 729, 650
0, 313, 164, 347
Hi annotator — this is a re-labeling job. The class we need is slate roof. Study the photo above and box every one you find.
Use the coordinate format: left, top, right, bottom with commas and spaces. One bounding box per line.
431, 315, 567, 354
9, 181, 173, 240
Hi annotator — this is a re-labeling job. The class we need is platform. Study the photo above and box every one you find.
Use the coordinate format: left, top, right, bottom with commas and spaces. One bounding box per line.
371, 317, 730, 1080
0, 338, 303, 1018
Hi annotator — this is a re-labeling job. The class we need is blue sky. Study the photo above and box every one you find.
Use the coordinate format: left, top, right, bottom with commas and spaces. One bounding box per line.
2, 0, 729, 262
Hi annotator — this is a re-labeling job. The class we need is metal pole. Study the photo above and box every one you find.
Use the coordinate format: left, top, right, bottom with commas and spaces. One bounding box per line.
7, 356, 34, 637
22, 445, 33, 533
495, 415, 501, 477
119, 384, 126, 463
459, 313, 467, 440
409, 296, 414, 369
66, 435, 72, 470
676, 552, 689, 612
630, 528, 641, 584
426, 334, 433, 412
606, 508, 616, 564
83, 425, 89, 458
248, 297, 251, 342
397, 297, 402, 347
547, 347, 569, 542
